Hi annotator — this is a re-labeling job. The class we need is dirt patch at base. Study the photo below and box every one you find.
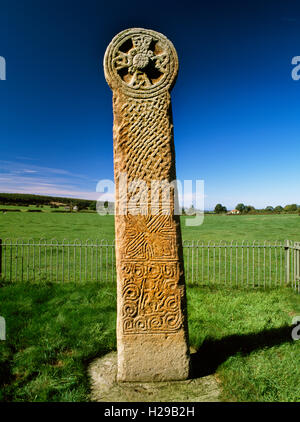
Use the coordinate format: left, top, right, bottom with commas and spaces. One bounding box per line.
88, 351, 222, 402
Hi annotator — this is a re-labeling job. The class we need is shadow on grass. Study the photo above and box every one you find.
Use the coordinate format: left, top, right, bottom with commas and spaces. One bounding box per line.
190, 325, 293, 378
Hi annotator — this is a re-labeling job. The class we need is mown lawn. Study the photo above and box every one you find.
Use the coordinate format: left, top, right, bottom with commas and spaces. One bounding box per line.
0, 213, 300, 242
1, 213, 299, 401
0, 281, 117, 401
0, 213, 115, 242
181, 214, 300, 242
0, 281, 299, 402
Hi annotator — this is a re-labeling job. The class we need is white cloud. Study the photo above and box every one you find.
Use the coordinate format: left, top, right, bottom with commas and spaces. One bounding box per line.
0, 160, 100, 200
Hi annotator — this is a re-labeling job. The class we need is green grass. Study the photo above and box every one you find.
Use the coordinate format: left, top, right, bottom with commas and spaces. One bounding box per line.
0, 282, 117, 401
181, 214, 300, 242
0, 213, 115, 241
0, 213, 299, 401
1, 205, 53, 210
188, 285, 300, 401
0, 281, 299, 402
1, 213, 300, 242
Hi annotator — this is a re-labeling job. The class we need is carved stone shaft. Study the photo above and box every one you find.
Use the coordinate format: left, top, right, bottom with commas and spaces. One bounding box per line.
104, 28, 190, 381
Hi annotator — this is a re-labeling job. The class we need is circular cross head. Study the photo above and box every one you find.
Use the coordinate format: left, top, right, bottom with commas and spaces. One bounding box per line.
104, 28, 178, 98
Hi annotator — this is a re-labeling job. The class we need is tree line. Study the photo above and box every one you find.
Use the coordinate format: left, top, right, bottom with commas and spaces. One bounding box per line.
1, 193, 298, 215
0, 193, 109, 211
214, 203, 300, 214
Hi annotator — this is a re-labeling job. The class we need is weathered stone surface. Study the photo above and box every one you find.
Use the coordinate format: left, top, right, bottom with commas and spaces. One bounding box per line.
88, 352, 221, 402
104, 28, 190, 381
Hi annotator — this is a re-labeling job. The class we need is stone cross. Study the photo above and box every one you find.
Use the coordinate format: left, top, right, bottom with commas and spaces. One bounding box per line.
104, 28, 190, 381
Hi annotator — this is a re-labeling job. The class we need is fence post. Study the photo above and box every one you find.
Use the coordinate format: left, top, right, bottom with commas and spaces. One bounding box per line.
0, 239, 2, 278
297, 243, 300, 293
285, 240, 290, 284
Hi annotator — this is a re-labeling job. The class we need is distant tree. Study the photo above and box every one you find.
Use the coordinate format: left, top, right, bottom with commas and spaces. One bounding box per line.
274, 205, 283, 213
77, 203, 85, 211
284, 204, 298, 212
235, 203, 246, 213
214, 203, 227, 214
181, 207, 186, 216
265, 206, 274, 212
244, 205, 255, 213
89, 201, 97, 211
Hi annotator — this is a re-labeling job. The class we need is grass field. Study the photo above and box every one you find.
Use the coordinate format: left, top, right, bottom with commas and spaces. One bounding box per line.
1, 212, 300, 242
0, 212, 299, 402
0, 282, 299, 402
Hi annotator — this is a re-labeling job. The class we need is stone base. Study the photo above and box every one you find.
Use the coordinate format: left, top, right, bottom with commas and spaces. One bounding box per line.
117, 332, 190, 382
88, 351, 221, 402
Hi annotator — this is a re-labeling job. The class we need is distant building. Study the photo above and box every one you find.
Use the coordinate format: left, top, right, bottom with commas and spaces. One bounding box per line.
227, 209, 241, 215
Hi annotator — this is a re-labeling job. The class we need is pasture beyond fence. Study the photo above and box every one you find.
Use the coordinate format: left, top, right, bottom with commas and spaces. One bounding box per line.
0, 239, 299, 293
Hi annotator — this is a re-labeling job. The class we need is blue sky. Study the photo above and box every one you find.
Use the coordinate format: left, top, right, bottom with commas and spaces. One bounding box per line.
0, 0, 300, 210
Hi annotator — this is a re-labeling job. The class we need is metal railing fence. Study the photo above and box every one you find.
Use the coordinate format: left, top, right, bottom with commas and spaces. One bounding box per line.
293, 242, 300, 292
183, 240, 299, 292
0, 238, 299, 292
0, 239, 116, 284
